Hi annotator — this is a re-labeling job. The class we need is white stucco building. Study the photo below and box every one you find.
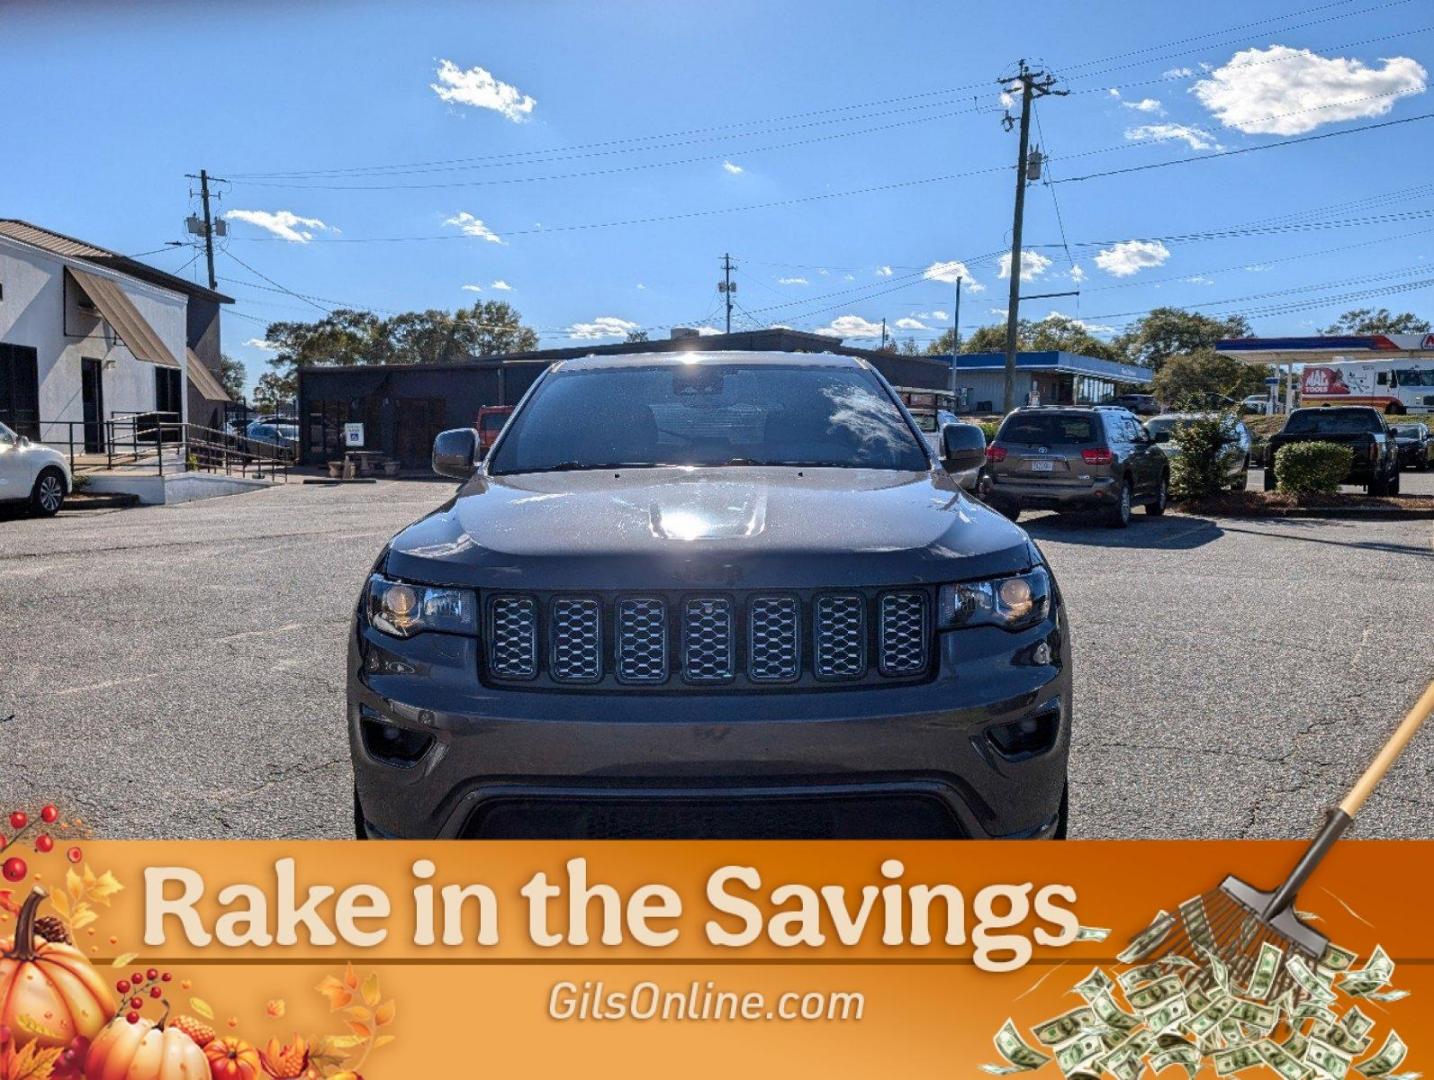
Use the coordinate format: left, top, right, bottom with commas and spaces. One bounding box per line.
0, 220, 232, 457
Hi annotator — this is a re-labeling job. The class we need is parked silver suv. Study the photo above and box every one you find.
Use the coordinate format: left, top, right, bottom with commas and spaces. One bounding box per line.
982, 406, 1169, 527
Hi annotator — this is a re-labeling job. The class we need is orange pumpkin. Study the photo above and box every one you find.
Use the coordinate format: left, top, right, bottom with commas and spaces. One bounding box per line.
85, 1015, 209, 1080
204, 1036, 261, 1080
0, 887, 114, 1050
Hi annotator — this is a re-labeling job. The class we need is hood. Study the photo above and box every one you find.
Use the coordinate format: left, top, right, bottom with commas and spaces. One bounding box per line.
383, 466, 1035, 590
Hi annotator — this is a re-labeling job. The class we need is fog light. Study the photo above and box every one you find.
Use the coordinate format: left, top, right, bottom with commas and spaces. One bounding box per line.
987, 710, 1059, 758
1031, 641, 1052, 665
360, 719, 433, 767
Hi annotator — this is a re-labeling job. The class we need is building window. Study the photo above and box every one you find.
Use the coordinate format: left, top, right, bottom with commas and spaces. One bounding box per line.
0, 342, 41, 439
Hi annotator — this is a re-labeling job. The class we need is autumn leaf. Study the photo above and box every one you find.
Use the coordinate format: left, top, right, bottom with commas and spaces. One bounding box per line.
373, 1000, 396, 1027
344, 1020, 372, 1040
87, 869, 124, 905
265, 999, 286, 1019
373, 1034, 396, 1049
316, 975, 353, 1011
0, 890, 19, 917
342, 963, 359, 990
190, 997, 215, 1021
342, 1006, 371, 1025
1, 1041, 64, 1080
111, 952, 138, 968
65, 869, 84, 904
71, 909, 98, 931
360, 972, 381, 1008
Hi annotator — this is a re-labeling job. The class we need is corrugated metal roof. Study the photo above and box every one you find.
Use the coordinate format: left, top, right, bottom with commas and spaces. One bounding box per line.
66, 267, 180, 369
0, 219, 111, 258
185, 347, 231, 402
0, 218, 233, 304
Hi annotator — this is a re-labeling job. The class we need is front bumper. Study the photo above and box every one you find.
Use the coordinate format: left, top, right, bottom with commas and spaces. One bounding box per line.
347, 607, 1072, 841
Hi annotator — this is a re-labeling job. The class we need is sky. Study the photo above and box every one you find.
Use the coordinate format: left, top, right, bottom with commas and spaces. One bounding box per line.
2, 0, 1431, 397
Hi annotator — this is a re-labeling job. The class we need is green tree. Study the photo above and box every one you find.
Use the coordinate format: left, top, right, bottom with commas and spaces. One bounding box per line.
1151, 351, 1271, 408
927, 314, 1119, 361
253, 371, 294, 410
1114, 308, 1251, 373
624, 329, 650, 343
1321, 308, 1431, 335
218, 354, 246, 400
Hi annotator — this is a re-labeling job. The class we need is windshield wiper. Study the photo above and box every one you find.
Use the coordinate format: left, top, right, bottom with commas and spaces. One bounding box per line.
517, 461, 672, 474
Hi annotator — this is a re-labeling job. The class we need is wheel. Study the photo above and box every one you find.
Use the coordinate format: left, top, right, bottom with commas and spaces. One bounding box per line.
1367, 472, 1386, 497
1106, 478, 1133, 528
1145, 473, 1168, 515
29, 468, 66, 516
1052, 784, 1069, 840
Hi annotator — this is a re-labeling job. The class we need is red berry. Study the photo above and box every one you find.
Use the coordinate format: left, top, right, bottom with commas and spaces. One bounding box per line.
150, 986, 162, 999
131, 972, 143, 985
126, 1012, 139, 1025
1, 857, 26, 882
8, 812, 26, 831
116, 980, 130, 994
40, 805, 58, 824
146, 968, 159, 981
129, 997, 143, 1010
161, 972, 172, 982
66, 846, 83, 863
35, 835, 54, 853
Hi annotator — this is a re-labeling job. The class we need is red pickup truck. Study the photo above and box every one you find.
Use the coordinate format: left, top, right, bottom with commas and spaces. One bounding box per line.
476, 405, 513, 452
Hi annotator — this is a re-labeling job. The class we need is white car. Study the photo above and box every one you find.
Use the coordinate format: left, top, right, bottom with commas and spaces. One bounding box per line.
0, 421, 72, 516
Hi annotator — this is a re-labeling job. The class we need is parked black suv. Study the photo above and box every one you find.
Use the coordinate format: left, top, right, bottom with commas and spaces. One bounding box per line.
349, 352, 1071, 840
982, 406, 1170, 527
1264, 407, 1401, 495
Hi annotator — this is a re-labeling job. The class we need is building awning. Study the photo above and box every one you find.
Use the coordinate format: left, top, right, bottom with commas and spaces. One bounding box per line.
65, 266, 180, 368
185, 348, 231, 402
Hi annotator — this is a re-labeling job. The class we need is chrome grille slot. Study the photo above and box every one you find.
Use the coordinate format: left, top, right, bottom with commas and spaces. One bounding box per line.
815, 594, 866, 679
617, 598, 668, 684
878, 591, 928, 676
488, 595, 537, 679
550, 598, 602, 683
682, 597, 734, 683
748, 595, 800, 682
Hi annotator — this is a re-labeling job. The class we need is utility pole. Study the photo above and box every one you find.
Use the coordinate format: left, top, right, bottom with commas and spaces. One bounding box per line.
998, 61, 1064, 413
949, 277, 963, 395
184, 170, 227, 291
717, 253, 737, 334
880, 317, 888, 349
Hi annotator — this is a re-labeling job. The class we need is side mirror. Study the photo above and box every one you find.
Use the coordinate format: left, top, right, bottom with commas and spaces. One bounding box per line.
432, 427, 480, 479
17, 435, 32, 448
940, 423, 986, 473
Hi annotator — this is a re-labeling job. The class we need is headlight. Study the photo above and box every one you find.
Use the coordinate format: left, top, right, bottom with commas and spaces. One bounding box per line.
366, 574, 478, 638
937, 567, 1050, 631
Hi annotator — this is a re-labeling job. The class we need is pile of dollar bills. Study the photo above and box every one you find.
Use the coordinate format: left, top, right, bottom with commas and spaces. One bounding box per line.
983, 900, 1414, 1080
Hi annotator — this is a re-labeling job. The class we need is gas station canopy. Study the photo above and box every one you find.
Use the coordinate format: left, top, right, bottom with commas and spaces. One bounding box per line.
1216, 333, 1434, 364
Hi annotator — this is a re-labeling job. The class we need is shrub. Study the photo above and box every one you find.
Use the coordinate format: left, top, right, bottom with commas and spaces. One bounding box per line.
1274, 441, 1353, 495
977, 420, 1000, 444
1167, 412, 1233, 501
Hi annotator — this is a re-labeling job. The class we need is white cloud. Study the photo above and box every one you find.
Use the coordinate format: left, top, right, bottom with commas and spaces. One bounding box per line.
1070, 264, 1086, 284
443, 212, 505, 244
1185, 274, 1216, 285
1122, 97, 1164, 114
430, 59, 536, 122
922, 260, 985, 290
894, 317, 929, 331
636, 283, 646, 290
1108, 88, 1121, 98
243, 337, 278, 352
461, 284, 483, 292
915, 310, 949, 322
810, 314, 884, 339
998, 250, 1053, 281
876, 265, 893, 277
843, 273, 855, 281
1192, 46, 1427, 134
722, 160, 744, 175
1094, 239, 1172, 277
1163, 66, 1195, 79
1125, 123, 1221, 151
1043, 311, 1116, 335
567, 316, 640, 340
225, 209, 329, 243
490, 279, 513, 290
694, 325, 723, 336
988, 307, 1009, 319
777, 276, 809, 285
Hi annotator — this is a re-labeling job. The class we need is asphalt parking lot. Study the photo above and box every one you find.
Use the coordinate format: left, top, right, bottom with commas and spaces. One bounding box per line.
1, 479, 1430, 840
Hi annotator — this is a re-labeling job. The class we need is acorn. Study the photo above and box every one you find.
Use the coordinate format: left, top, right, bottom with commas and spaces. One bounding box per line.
33, 914, 71, 944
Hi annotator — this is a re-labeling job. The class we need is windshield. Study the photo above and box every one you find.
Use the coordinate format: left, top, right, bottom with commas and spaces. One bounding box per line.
1284, 410, 1380, 435
488, 361, 930, 474
1393, 425, 1423, 437
0, 420, 15, 441
1145, 418, 1178, 437
997, 413, 1099, 446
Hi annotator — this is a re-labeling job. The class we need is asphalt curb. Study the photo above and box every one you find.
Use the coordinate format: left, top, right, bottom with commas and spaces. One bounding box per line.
1174, 505, 1434, 521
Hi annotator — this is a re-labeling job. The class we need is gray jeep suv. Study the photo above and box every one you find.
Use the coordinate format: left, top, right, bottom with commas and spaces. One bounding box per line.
983, 406, 1170, 527
348, 352, 1071, 840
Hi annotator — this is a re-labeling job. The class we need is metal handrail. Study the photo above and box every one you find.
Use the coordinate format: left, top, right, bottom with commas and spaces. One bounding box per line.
31, 415, 295, 483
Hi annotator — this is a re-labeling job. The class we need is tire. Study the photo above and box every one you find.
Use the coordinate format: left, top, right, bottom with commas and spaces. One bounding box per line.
1367, 472, 1385, 497
1145, 472, 1168, 516
1106, 478, 1133, 528
1052, 785, 1069, 840
29, 468, 66, 516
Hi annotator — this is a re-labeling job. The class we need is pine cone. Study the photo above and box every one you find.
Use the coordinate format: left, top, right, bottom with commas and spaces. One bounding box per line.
33, 915, 70, 944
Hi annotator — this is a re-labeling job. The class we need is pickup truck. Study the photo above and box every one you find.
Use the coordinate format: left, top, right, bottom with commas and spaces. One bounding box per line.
1264, 406, 1401, 495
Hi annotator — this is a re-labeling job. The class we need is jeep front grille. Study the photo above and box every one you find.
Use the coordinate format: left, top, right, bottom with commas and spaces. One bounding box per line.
483, 589, 930, 690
